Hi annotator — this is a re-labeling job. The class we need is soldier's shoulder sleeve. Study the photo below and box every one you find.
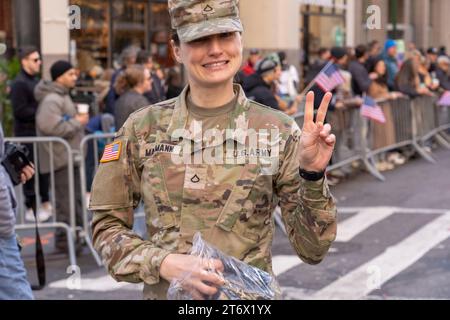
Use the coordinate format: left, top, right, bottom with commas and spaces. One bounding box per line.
274, 116, 337, 265
89, 111, 145, 211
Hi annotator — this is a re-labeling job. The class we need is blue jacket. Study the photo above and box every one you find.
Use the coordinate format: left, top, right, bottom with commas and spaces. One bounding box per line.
383, 53, 399, 90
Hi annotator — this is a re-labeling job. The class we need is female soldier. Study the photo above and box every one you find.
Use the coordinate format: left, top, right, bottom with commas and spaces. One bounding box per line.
89, 0, 337, 300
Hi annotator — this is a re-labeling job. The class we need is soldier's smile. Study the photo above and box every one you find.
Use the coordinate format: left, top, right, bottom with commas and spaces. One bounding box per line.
202, 60, 230, 71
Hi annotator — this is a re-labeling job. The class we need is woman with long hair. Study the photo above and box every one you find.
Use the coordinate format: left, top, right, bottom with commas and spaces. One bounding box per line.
113, 64, 151, 129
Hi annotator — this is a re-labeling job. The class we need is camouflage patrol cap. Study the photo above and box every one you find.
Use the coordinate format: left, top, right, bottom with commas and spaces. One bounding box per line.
168, 0, 244, 43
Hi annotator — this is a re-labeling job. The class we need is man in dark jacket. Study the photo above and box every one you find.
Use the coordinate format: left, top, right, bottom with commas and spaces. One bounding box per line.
348, 44, 374, 96
242, 57, 280, 109
9, 46, 51, 222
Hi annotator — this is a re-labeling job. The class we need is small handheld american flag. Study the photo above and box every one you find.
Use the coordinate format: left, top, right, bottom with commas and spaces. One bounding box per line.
361, 96, 386, 124
315, 63, 345, 92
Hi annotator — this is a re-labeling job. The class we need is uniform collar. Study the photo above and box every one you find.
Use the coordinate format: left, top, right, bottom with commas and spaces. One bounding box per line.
167, 84, 251, 144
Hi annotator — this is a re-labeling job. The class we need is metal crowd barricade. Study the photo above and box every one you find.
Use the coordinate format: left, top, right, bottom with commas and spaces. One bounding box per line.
364, 96, 415, 179
294, 105, 385, 181
78, 132, 116, 266
410, 95, 437, 162
434, 102, 450, 146
5, 137, 78, 267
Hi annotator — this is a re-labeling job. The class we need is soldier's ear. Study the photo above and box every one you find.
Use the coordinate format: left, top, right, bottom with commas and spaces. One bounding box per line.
170, 40, 183, 64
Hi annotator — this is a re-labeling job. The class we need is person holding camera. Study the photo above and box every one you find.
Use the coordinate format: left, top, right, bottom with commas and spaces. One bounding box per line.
34, 61, 88, 253
0, 123, 35, 299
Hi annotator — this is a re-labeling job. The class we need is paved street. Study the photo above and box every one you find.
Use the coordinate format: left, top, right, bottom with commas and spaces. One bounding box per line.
21, 148, 450, 300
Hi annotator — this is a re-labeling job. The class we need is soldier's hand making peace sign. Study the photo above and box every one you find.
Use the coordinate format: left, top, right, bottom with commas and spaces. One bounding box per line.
298, 91, 336, 173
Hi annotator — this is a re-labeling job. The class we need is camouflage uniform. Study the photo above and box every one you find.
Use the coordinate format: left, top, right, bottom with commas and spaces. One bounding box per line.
89, 0, 337, 300
89, 85, 337, 299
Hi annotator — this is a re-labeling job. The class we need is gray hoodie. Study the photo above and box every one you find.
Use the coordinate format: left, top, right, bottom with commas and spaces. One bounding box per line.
0, 124, 17, 238
34, 80, 84, 173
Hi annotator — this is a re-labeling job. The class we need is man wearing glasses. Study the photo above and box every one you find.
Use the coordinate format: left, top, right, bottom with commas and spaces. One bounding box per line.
10, 46, 53, 223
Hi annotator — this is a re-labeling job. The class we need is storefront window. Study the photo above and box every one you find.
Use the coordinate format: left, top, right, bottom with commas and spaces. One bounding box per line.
111, 0, 147, 67
70, 0, 109, 74
149, 2, 173, 67
300, 2, 346, 87
70, 0, 173, 73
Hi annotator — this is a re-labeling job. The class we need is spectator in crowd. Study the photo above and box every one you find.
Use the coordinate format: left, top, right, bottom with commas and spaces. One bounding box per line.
104, 46, 139, 115
305, 47, 330, 84
243, 56, 300, 115
136, 50, 166, 104
166, 66, 184, 99
426, 47, 439, 73
439, 46, 447, 57
348, 44, 374, 96
309, 47, 362, 182
310, 47, 361, 110
34, 60, 88, 252
383, 39, 399, 91
368, 57, 402, 100
242, 57, 280, 109
366, 40, 382, 71
0, 123, 35, 300
277, 51, 300, 105
113, 65, 151, 129
395, 58, 433, 98
414, 52, 440, 92
9, 46, 52, 222
368, 57, 404, 170
241, 48, 261, 77
435, 55, 450, 91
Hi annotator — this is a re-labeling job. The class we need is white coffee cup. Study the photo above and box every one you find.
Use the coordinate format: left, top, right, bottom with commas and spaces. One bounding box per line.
432, 78, 440, 87
77, 103, 90, 114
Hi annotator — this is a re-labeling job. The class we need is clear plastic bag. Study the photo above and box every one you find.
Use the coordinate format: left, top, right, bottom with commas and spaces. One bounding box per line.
167, 232, 281, 300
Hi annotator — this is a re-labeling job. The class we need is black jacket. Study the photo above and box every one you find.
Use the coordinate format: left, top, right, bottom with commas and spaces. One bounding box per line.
436, 68, 450, 91
396, 82, 419, 99
242, 73, 279, 110
9, 69, 40, 136
348, 60, 372, 96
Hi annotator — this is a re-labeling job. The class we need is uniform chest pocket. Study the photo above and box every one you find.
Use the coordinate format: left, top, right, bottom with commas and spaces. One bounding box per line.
214, 163, 273, 240
142, 152, 184, 229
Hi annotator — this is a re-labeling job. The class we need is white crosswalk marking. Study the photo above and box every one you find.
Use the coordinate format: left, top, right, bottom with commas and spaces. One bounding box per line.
273, 207, 395, 275
46, 207, 450, 297
310, 212, 450, 300
49, 274, 142, 292
335, 207, 395, 242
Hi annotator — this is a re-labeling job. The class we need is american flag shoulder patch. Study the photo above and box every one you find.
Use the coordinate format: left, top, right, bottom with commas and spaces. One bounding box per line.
100, 141, 122, 163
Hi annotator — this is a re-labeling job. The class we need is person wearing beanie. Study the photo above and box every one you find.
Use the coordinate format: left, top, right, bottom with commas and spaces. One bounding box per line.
34, 60, 88, 253
50, 60, 74, 81
383, 39, 399, 90
242, 57, 280, 110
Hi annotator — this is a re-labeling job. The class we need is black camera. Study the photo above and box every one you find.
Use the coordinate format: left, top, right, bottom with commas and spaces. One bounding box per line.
1, 142, 31, 185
